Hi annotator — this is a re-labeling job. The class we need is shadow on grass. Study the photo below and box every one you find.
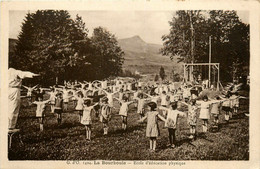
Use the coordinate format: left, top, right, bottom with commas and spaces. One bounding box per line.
196, 133, 214, 143
218, 121, 238, 129
176, 138, 197, 147
93, 125, 145, 139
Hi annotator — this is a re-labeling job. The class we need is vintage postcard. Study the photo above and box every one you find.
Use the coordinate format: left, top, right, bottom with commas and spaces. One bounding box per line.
0, 0, 260, 169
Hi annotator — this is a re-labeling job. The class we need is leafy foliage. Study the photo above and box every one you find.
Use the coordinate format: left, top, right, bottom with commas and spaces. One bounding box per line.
10, 10, 124, 85
89, 27, 124, 80
161, 10, 249, 82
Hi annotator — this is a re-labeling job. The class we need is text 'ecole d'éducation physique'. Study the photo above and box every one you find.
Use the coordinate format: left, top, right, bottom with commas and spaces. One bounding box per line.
67, 160, 186, 166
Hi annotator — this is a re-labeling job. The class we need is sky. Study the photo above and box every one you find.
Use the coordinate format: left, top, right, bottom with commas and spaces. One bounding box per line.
9, 10, 249, 45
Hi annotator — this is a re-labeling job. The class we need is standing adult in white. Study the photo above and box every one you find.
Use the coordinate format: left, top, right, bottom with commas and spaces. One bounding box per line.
8, 68, 39, 129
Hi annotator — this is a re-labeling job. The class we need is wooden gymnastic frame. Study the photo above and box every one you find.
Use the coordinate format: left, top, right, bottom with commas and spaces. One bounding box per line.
183, 63, 220, 90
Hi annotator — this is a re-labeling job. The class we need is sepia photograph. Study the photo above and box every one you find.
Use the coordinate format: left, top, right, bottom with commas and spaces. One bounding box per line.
1, 1, 260, 168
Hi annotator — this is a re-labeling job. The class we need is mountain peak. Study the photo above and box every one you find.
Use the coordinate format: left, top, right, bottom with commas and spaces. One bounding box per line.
131, 35, 142, 40
130, 35, 145, 43
119, 35, 146, 44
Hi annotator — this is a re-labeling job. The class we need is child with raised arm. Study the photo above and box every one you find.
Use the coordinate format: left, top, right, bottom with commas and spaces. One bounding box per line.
74, 91, 92, 122
135, 93, 150, 120
32, 97, 50, 131
160, 91, 170, 117
139, 102, 166, 151
180, 99, 198, 139
115, 96, 134, 130
22, 84, 38, 103
100, 97, 112, 135
54, 92, 63, 125
210, 96, 223, 128
81, 100, 99, 140
220, 94, 232, 122
158, 102, 186, 147
196, 95, 211, 133
62, 87, 70, 112
47, 87, 57, 113
229, 92, 248, 117
102, 88, 118, 107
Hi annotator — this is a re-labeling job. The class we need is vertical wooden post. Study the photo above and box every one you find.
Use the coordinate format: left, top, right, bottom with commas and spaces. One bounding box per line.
56, 77, 58, 85
217, 63, 220, 91
189, 12, 195, 83
209, 36, 212, 88
183, 64, 186, 83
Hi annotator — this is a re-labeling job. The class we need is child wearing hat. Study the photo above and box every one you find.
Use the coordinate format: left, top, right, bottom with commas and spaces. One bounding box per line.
139, 102, 166, 151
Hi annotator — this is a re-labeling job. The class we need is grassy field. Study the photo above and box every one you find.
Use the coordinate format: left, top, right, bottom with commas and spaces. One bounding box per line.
9, 93, 249, 160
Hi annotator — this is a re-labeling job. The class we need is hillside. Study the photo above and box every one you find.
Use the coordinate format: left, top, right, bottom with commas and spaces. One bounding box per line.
118, 35, 182, 77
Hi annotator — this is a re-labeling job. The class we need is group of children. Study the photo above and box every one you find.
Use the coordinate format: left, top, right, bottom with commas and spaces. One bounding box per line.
21, 78, 247, 151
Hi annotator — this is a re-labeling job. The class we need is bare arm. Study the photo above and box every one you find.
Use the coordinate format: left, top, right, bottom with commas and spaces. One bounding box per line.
180, 101, 189, 106
114, 97, 122, 104
158, 106, 169, 111
22, 85, 29, 89
158, 114, 166, 122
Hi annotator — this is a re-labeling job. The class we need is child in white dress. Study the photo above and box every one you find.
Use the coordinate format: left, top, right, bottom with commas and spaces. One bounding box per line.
197, 96, 211, 133
81, 100, 99, 140
116, 96, 134, 130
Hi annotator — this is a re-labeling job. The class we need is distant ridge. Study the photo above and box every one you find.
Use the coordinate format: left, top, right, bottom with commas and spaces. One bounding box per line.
118, 35, 182, 75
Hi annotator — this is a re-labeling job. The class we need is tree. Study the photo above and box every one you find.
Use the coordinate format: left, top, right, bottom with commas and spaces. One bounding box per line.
89, 27, 124, 80
159, 66, 166, 80
10, 10, 92, 85
161, 10, 208, 63
154, 74, 159, 81
161, 10, 249, 82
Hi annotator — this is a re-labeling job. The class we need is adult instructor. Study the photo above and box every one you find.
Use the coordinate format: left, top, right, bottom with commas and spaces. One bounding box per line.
8, 68, 39, 129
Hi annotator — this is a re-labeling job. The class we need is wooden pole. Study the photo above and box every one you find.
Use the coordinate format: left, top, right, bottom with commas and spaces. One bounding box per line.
209, 36, 212, 88
217, 63, 220, 91
189, 12, 194, 82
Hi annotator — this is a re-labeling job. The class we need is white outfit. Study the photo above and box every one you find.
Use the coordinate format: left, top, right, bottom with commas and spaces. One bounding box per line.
119, 102, 129, 116
161, 94, 168, 106
81, 106, 94, 125
165, 110, 185, 128
199, 102, 211, 119
34, 100, 49, 117
75, 98, 84, 110
8, 68, 35, 128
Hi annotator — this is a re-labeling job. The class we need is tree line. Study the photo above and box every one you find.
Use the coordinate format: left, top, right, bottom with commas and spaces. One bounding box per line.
9, 10, 124, 85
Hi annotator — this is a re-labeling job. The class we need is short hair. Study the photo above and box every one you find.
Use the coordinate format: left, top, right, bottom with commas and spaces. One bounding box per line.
148, 102, 157, 111
170, 101, 178, 110
102, 97, 108, 102
191, 99, 196, 104
203, 95, 208, 101
84, 99, 91, 106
